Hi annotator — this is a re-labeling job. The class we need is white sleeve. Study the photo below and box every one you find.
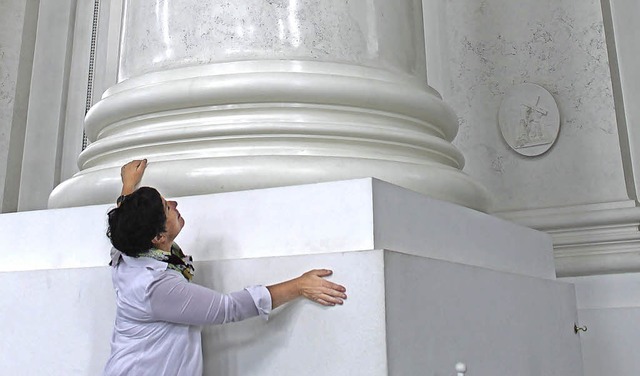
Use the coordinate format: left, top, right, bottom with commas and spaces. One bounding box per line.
147, 272, 272, 325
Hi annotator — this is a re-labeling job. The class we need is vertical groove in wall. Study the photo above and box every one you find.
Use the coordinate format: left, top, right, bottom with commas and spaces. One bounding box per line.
600, 0, 637, 203
83, 0, 101, 151
53, 0, 78, 189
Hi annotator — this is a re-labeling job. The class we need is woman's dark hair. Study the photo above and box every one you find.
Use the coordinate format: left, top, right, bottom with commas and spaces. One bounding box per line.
107, 186, 166, 256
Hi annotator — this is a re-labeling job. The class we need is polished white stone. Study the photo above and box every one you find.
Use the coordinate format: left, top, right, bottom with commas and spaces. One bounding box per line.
383, 251, 581, 376
9, 179, 552, 279
49, 0, 491, 212
118, 0, 426, 82
50, 59, 490, 211
49, 61, 491, 211
1, 251, 581, 375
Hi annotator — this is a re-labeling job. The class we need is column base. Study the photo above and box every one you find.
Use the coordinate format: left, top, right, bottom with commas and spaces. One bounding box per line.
49, 61, 491, 212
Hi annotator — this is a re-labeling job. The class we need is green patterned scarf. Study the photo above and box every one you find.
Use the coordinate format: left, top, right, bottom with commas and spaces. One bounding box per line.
137, 243, 195, 281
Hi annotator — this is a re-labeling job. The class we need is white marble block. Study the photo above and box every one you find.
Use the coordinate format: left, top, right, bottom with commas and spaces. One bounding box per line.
199, 251, 581, 375
0, 251, 582, 375
201, 250, 582, 376
10, 179, 549, 277
117, 0, 426, 81
1, 179, 580, 375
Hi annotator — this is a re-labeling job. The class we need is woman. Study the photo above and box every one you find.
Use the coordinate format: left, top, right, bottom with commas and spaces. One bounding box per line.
103, 159, 347, 375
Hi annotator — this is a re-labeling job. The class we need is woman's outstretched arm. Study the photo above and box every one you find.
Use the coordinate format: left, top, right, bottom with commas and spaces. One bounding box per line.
148, 269, 347, 325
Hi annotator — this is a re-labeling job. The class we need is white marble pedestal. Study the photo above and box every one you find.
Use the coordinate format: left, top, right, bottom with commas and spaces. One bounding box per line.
0, 179, 583, 375
197, 250, 582, 375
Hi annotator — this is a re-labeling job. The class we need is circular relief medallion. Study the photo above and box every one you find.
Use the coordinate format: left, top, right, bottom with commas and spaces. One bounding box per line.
498, 83, 560, 157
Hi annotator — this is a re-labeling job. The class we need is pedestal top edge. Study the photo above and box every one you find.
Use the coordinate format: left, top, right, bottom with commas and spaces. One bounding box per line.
370, 178, 550, 236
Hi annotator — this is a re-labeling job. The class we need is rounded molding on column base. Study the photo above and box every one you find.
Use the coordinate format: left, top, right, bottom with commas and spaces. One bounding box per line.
85, 61, 457, 142
49, 156, 491, 212
50, 61, 491, 211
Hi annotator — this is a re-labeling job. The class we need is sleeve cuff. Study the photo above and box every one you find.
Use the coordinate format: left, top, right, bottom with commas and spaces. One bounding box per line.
245, 285, 272, 320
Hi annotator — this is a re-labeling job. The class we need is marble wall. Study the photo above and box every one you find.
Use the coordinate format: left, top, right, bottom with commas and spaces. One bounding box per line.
0, 0, 27, 209
608, 0, 640, 201
441, 0, 628, 212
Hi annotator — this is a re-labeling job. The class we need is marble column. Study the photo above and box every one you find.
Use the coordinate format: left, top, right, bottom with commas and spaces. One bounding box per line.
49, 0, 491, 211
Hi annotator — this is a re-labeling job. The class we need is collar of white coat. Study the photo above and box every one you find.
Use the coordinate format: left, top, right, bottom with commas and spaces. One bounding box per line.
110, 247, 169, 271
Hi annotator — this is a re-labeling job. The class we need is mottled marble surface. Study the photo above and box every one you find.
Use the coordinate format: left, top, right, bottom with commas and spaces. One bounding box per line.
442, 0, 627, 211
118, 0, 425, 81
0, 0, 27, 206
609, 0, 640, 201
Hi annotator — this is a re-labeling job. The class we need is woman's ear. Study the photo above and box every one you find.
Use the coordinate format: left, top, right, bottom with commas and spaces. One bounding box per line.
151, 233, 166, 247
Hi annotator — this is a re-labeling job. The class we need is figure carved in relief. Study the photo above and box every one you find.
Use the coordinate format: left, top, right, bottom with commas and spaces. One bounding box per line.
515, 96, 551, 149
498, 83, 560, 157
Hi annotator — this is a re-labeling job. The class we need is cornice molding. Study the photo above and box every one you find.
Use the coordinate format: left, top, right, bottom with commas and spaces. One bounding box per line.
497, 201, 640, 277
